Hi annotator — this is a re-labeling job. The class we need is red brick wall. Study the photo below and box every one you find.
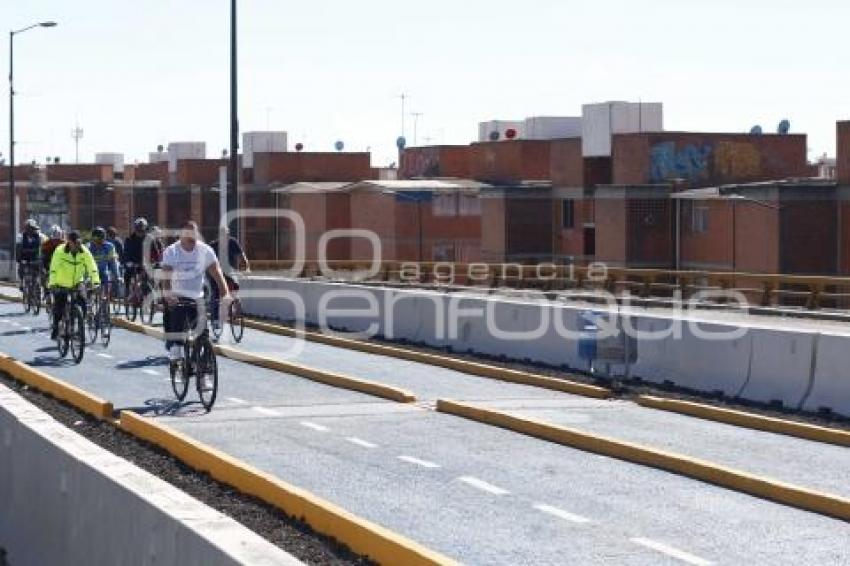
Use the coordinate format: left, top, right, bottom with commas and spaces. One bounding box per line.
838, 121, 850, 184
503, 194, 553, 261
550, 139, 583, 187
584, 158, 612, 187
175, 159, 227, 187
134, 162, 169, 185
400, 146, 471, 179
840, 196, 850, 275
350, 191, 396, 261
626, 198, 673, 267
481, 195, 506, 262
594, 192, 628, 266
253, 153, 372, 186
289, 192, 352, 260
469, 141, 552, 184
46, 164, 113, 183
679, 200, 734, 270
613, 132, 809, 188
780, 195, 837, 274
734, 202, 779, 273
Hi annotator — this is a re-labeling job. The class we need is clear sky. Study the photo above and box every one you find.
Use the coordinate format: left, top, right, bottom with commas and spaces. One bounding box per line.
4, 0, 849, 167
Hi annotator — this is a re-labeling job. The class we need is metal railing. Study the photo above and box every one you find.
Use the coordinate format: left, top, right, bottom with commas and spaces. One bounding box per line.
249, 260, 850, 312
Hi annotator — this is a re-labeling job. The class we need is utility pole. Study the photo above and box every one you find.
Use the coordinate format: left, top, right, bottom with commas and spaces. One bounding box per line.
228, 0, 239, 238
399, 93, 407, 140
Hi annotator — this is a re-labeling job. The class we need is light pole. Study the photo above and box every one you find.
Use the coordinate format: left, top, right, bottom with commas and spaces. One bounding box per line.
228, 0, 239, 239
9, 20, 56, 270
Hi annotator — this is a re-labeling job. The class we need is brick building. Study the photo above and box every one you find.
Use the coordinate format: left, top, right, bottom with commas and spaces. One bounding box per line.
400, 146, 471, 179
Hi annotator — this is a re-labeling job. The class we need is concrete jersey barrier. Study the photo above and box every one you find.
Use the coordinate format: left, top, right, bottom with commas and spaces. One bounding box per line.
0, 384, 301, 566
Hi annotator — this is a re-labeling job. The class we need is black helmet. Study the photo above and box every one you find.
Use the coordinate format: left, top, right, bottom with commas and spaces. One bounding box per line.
92, 227, 106, 239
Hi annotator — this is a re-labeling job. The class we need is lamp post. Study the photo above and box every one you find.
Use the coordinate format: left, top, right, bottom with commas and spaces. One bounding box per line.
228, 0, 239, 239
8, 21, 56, 272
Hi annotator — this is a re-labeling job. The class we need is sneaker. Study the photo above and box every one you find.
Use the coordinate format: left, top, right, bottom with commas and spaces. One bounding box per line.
168, 345, 183, 362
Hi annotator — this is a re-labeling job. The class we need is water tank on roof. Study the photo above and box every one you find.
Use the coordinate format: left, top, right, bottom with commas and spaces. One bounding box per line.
777, 120, 791, 135
243, 131, 288, 168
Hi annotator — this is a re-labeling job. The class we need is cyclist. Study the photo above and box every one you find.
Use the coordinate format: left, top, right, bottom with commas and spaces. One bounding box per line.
148, 225, 165, 266
208, 227, 251, 328
88, 227, 120, 300
17, 219, 45, 290
161, 221, 230, 361
106, 226, 124, 264
123, 218, 153, 298
48, 230, 100, 340
41, 226, 65, 292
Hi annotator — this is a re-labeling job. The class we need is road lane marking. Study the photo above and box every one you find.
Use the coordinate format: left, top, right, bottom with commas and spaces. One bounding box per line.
226, 397, 248, 405
11, 322, 20, 327
142, 369, 160, 376
300, 421, 329, 432
97, 353, 114, 359
397, 455, 440, 468
347, 437, 378, 449
457, 476, 510, 495
252, 406, 282, 417
533, 503, 592, 524
630, 538, 712, 565
22, 326, 31, 332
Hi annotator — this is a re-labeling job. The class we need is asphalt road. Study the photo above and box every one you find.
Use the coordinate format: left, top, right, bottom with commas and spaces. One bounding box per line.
1, 299, 849, 565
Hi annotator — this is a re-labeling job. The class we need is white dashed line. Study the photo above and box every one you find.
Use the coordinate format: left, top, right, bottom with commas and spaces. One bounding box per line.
141, 369, 160, 376
346, 437, 378, 449
11, 322, 20, 327
630, 538, 712, 565
457, 476, 510, 495
397, 455, 440, 468
252, 406, 282, 417
533, 503, 592, 524
300, 421, 329, 432
22, 326, 31, 332
226, 397, 248, 405
97, 353, 114, 359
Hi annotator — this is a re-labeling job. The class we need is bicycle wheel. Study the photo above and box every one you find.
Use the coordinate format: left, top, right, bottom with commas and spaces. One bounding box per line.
44, 292, 54, 325
23, 278, 32, 314
195, 337, 218, 411
69, 305, 86, 364
56, 310, 69, 359
86, 296, 100, 345
31, 282, 42, 316
143, 292, 157, 326
229, 300, 244, 343
169, 347, 190, 402
100, 300, 112, 347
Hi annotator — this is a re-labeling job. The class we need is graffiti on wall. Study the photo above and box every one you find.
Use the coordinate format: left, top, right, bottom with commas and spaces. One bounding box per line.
714, 141, 761, 179
650, 142, 712, 182
401, 147, 440, 178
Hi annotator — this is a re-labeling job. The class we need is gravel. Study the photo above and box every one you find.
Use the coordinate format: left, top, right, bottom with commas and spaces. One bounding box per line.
0, 372, 372, 566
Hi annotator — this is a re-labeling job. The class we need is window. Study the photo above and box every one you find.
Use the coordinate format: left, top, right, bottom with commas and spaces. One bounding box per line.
433, 193, 458, 217
458, 195, 481, 216
561, 199, 575, 229
691, 204, 709, 233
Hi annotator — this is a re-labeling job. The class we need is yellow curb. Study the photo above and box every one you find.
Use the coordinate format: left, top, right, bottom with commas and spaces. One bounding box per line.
0, 292, 22, 303
119, 411, 457, 566
0, 353, 114, 420
113, 317, 416, 403
637, 395, 850, 448
436, 399, 850, 522
244, 318, 611, 400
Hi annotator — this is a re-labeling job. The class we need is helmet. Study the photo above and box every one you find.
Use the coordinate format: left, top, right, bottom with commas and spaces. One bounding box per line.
133, 217, 148, 230
92, 227, 106, 239
106, 226, 118, 237
25, 219, 38, 230
49, 225, 63, 239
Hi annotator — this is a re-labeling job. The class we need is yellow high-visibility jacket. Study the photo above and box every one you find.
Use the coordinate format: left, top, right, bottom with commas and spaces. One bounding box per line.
48, 243, 101, 289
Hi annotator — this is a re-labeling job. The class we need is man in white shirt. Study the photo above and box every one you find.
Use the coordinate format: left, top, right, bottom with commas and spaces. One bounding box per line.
161, 221, 231, 360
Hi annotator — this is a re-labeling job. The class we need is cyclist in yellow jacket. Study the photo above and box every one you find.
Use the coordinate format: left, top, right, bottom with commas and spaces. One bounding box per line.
48, 230, 100, 339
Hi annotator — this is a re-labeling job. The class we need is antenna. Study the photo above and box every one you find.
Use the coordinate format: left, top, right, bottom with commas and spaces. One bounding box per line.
71, 123, 84, 163
411, 111, 423, 146
399, 93, 408, 139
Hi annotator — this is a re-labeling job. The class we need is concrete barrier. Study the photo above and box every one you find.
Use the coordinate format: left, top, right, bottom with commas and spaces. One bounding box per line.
240, 277, 850, 415
803, 332, 850, 416
0, 384, 300, 566
739, 329, 818, 409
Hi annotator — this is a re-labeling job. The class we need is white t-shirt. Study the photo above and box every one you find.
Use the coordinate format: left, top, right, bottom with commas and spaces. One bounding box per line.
162, 241, 217, 299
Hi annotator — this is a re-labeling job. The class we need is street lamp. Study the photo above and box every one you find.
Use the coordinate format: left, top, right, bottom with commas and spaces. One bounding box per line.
8, 20, 57, 273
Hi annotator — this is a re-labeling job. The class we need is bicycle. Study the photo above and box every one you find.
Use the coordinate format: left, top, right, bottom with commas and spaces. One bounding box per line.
20, 261, 42, 316
53, 284, 87, 364
86, 280, 112, 347
124, 263, 153, 322
168, 298, 219, 411
208, 274, 244, 343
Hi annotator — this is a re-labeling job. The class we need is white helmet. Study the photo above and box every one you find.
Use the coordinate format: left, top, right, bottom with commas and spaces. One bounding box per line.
50, 225, 63, 239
